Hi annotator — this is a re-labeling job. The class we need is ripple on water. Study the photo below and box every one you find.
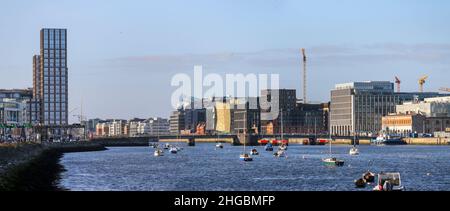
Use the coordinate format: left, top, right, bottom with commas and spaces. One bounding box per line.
59, 145, 450, 191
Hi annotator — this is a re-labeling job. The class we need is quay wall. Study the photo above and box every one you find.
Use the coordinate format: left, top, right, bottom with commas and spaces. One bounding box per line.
404, 138, 449, 145
91, 137, 152, 147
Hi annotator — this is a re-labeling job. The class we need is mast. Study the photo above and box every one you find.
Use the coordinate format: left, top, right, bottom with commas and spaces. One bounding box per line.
281, 109, 284, 140
329, 133, 332, 156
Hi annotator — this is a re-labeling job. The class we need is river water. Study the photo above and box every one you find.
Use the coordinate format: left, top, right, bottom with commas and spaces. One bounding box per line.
59, 144, 450, 191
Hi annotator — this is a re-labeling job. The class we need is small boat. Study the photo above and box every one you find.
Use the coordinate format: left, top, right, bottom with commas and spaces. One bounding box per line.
240, 153, 253, 162
323, 138, 344, 166
216, 143, 224, 149
279, 144, 288, 151
163, 143, 170, 150
322, 157, 345, 166
265, 143, 274, 151
363, 171, 375, 183
373, 172, 405, 191
169, 147, 178, 154
154, 149, 164, 157
250, 148, 259, 155
274, 150, 286, 158
349, 147, 359, 156
372, 135, 406, 146
354, 178, 367, 188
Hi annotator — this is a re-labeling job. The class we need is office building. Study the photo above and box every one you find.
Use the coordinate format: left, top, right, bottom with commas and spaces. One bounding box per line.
330, 81, 445, 136
169, 110, 185, 135
396, 96, 450, 118
38, 28, 68, 132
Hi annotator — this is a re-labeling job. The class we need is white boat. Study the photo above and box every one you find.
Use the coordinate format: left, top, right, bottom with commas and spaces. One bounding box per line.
169, 147, 178, 154
216, 143, 224, 149
349, 133, 360, 155
274, 150, 286, 158
349, 147, 359, 155
154, 149, 164, 157
373, 172, 405, 191
240, 153, 253, 161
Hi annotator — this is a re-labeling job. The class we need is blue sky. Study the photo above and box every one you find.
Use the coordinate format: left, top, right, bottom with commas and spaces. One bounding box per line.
1, 0, 450, 122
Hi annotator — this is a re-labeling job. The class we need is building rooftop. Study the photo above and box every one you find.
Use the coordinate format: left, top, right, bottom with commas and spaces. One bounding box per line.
334, 81, 394, 91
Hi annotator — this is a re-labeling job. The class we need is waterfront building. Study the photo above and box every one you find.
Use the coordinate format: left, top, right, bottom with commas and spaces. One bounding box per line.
128, 121, 140, 137
95, 122, 109, 137
396, 96, 450, 118
147, 117, 170, 136
425, 117, 450, 133
108, 120, 126, 136
36, 28, 68, 137
0, 89, 33, 102
135, 118, 170, 136
330, 81, 446, 136
260, 89, 328, 135
260, 89, 297, 134
233, 97, 261, 134
32, 55, 41, 99
382, 113, 426, 134
0, 98, 29, 137
85, 118, 103, 134
294, 102, 330, 135
169, 110, 185, 135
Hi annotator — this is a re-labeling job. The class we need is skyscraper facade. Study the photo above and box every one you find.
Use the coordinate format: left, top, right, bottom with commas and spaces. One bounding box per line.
39, 28, 68, 127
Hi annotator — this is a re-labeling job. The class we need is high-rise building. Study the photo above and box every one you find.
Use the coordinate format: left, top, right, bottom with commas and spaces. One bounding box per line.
39, 28, 68, 128
32, 55, 41, 98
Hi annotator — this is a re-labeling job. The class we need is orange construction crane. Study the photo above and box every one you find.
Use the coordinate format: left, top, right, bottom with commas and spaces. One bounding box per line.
395, 76, 401, 93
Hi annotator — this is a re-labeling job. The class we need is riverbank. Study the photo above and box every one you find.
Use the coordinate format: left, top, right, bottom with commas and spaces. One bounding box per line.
0, 142, 106, 191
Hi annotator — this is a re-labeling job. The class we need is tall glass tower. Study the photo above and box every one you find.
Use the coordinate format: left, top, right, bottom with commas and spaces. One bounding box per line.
39, 28, 68, 129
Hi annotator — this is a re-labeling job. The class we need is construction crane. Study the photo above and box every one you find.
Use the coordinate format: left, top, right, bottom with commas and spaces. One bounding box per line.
439, 87, 450, 92
418, 75, 429, 93
302, 48, 307, 103
395, 76, 401, 93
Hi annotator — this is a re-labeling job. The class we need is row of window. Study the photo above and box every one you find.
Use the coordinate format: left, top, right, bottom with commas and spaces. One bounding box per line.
43, 63, 66, 68
43, 58, 67, 63
43, 29, 66, 37
42, 96, 67, 101
43, 44, 66, 50
44, 120, 67, 125
43, 50, 66, 55
42, 71, 67, 77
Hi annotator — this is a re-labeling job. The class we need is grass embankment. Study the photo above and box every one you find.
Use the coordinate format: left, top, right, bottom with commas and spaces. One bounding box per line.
0, 142, 106, 191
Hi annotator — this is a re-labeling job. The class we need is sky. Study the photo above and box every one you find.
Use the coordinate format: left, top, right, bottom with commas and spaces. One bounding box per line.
1, 0, 450, 123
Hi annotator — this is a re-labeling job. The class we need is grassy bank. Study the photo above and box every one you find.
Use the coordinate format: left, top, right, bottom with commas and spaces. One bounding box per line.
0, 142, 106, 191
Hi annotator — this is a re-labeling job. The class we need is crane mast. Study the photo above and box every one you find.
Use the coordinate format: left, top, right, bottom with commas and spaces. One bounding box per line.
302, 48, 307, 103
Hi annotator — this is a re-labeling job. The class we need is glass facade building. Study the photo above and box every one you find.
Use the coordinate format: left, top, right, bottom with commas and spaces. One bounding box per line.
39, 28, 68, 127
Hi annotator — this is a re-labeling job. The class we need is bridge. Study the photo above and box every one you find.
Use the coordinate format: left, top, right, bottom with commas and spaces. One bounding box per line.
92, 134, 372, 146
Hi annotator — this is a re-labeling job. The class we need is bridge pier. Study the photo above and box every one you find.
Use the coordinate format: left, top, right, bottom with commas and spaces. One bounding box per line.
236, 134, 259, 146
187, 138, 195, 146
